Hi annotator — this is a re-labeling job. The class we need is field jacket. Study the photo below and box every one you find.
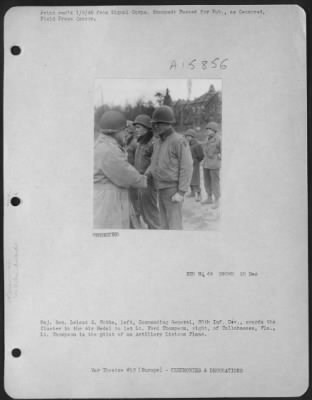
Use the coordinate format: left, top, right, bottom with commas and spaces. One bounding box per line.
149, 127, 193, 193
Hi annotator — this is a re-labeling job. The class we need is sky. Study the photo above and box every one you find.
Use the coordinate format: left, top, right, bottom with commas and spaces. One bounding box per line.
94, 79, 222, 107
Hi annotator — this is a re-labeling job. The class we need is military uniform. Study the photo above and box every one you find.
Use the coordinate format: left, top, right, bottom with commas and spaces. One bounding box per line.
134, 131, 160, 229
202, 134, 221, 202
149, 127, 193, 230
125, 134, 138, 166
188, 137, 204, 195
94, 134, 146, 229
125, 134, 140, 226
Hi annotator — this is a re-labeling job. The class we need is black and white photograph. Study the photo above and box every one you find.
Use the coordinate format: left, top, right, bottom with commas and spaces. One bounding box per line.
93, 79, 222, 230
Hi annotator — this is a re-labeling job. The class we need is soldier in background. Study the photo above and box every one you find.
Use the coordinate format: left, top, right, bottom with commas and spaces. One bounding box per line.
133, 114, 160, 229
147, 106, 193, 230
202, 121, 221, 208
125, 121, 137, 165
93, 111, 147, 229
184, 128, 204, 202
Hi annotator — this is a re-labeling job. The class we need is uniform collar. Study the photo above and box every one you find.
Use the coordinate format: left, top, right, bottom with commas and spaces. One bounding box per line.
98, 133, 124, 151
207, 134, 217, 142
98, 132, 116, 144
159, 126, 174, 141
137, 130, 153, 144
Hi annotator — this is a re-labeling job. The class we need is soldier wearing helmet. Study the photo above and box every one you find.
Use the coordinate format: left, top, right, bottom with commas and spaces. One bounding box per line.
133, 114, 160, 229
202, 121, 221, 208
94, 110, 147, 229
184, 128, 204, 202
147, 105, 193, 230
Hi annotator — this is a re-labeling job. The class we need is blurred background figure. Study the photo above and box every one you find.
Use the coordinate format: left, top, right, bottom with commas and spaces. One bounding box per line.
94, 111, 147, 229
133, 114, 160, 229
202, 121, 221, 209
184, 129, 204, 202
125, 120, 137, 165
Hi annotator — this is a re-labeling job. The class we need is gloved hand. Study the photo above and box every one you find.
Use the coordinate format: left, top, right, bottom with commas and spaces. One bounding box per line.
171, 192, 184, 203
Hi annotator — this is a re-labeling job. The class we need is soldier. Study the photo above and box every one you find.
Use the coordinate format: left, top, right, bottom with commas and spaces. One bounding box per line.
93, 110, 147, 229
125, 121, 137, 166
125, 120, 140, 226
133, 114, 160, 229
184, 128, 204, 202
202, 121, 221, 208
148, 106, 193, 230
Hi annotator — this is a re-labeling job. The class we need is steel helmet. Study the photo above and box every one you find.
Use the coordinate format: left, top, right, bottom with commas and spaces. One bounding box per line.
151, 106, 175, 124
206, 121, 219, 132
99, 111, 127, 134
185, 128, 196, 138
133, 114, 152, 129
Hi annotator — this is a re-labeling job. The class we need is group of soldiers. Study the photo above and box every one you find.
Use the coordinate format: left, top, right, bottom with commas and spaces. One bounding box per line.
94, 105, 221, 230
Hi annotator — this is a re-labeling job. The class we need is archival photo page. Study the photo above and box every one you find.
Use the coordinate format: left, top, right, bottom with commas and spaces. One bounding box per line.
4, 4, 308, 399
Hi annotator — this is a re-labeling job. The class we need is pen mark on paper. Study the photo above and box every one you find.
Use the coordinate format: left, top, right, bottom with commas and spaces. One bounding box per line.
169, 58, 229, 71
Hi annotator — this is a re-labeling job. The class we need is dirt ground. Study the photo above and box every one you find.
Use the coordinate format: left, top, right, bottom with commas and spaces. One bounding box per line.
182, 167, 220, 231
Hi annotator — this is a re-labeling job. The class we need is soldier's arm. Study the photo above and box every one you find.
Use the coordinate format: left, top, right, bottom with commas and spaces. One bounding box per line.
98, 145, 147, 189
176, 139, 193, 194
217, 137, 222, 159
196, 143, 204, 162
143, 143, 154, 175
145, 140, 154, 157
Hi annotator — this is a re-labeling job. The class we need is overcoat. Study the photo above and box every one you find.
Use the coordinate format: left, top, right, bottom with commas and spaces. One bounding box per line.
94, 133, 146, 229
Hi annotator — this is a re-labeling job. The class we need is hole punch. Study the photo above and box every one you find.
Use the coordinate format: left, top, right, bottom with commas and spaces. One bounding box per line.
11, 46, 21, 55
11, 348, 21, 358
11, 197, 21, 206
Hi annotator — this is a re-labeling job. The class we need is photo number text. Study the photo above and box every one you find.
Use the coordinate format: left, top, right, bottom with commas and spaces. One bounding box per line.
169, 58, 229, 71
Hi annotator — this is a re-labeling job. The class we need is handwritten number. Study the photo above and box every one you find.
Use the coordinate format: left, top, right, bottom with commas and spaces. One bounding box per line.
211, 58, 219, 68
188, 59, 196, 70
169, 58, 229, 71
220, 58, 229, 70
169, 60, 177, 70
